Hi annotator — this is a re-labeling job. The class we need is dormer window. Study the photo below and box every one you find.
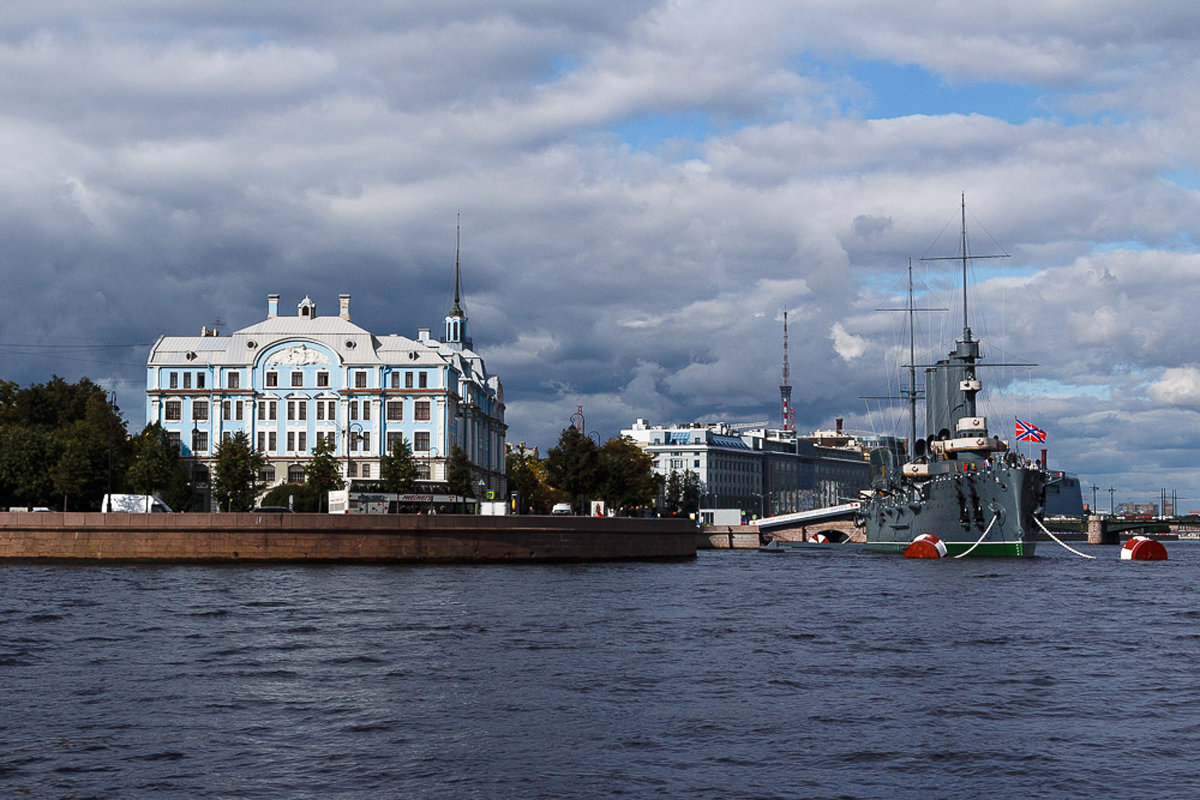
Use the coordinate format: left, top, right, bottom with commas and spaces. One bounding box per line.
298, 296, 317, 318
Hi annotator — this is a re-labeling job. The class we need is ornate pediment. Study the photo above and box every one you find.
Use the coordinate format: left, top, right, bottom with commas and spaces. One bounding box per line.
265, 344, 330, 366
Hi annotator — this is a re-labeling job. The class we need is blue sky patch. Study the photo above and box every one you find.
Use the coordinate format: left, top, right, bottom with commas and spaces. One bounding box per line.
843, 60, 1047, 124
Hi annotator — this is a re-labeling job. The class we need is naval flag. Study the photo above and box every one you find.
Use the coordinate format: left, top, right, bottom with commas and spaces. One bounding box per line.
1015, 418, 1047, 443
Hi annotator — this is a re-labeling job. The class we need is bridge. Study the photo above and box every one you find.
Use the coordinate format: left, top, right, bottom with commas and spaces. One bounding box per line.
756, 502, 863, 543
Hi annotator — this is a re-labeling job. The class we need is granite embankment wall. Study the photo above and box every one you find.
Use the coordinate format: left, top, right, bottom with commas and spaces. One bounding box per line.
0, 512, 697, 562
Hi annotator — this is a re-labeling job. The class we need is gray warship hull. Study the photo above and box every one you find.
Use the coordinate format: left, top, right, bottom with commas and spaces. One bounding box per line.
860, 462, 1045, 557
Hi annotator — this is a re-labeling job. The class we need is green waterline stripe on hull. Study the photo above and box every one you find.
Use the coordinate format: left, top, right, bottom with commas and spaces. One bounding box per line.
864, 540, 1036, 557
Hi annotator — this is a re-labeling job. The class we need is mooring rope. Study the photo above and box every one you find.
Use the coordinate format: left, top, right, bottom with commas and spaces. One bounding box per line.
1036, 516, 1096, 559
953, 514, 998, 559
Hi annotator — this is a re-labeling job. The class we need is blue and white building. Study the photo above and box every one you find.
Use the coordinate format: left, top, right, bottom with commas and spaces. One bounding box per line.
146, 289, 505, 510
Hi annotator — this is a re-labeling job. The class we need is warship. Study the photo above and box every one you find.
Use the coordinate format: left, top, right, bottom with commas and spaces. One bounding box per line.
858, 198, 1055, 557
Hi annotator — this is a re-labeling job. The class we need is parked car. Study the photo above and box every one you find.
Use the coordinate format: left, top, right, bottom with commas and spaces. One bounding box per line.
551, 503, 572, 515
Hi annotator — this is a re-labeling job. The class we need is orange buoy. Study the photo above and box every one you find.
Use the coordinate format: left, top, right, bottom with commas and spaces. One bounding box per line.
904, 533, 947, 558
1120, 536, 1168, 561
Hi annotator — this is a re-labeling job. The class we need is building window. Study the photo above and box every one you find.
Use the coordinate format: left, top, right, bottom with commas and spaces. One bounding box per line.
360, 464, 371, 478
227, 373, 240, 389
415, 400, 431, 421
291, 371, 303, 388
349, 402, 358, 421
183, 373, 192, 389
236, 401, 244, 421
167, 432, 180, 452
222, 431, 232, 445
355, 371, 367, 388
197, 374, 206, 389
165, 400, 182, 421
169, 372, 178, 389
387, 401, 403, 421
417, 464, 430, 480
386, 432, 404, 451
259, 465, 275, 484
288, 465, 305, 483
193, 400, 209, 421
390, 373, 400, 389
287, 400, 307, 421
414, 431, 430, 451
287, 431, 295, 452
325, 400, 336, 420
362, 402, 371, 421
268, 432, 277, 452
257, 432, 266, 452
405, 372, 414, 389
347, 461, 358, 478
317, 371, 329, 388
419, 372, 428, 389
266, 372, 278, 388
222, 400, 231, 421
298, 432, 307, 452
317, 402, 325, 421
257, 400, 278, 421
192, 430, 208, 453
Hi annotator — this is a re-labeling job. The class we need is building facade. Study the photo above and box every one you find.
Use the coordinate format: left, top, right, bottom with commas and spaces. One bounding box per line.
146, 292, 505, 510
621, 418, 898, 517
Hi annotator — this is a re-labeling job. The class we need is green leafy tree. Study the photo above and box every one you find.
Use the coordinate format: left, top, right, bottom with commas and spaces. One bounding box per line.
304, 434, 343, 511
0, 377, 130, 510
125, 422, 190, 511
680, 469, 701, 516
446, 443, 475, 498
260, 482, 322, 512
0, 426, 57, 507
211, 431, 264, 512
50, 421, 105, 511
545, 427, 600, 513
506, 447, 556, 514
380, 435, 418, 495
662, 470, 683, 515
598, 436, 661, 515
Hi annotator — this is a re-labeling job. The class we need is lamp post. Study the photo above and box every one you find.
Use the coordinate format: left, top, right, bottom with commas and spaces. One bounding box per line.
106, 391, 116, 512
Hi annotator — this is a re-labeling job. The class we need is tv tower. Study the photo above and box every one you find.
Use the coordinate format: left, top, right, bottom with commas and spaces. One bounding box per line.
780, 310, 794, 432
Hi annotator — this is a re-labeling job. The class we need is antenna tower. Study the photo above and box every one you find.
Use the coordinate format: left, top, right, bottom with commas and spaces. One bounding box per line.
780, 311, 794, 432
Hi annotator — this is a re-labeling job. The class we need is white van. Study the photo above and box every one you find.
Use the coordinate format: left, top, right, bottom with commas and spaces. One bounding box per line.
551, 503, 572, 515
101, 494, 173, 513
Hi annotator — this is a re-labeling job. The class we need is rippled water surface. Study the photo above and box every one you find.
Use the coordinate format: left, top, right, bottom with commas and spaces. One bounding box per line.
3, 544, 1200, 799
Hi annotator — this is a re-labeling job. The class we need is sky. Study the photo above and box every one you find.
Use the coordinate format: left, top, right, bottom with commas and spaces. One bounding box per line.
3, 1, 1200, 510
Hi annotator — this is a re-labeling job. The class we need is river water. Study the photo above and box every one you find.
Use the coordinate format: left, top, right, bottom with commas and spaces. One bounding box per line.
2, 543, 1198, 799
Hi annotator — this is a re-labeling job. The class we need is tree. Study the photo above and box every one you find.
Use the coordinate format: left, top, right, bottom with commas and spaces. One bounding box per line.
304, 434, 343, 511
597, 436, 661, 514
380, 435, 418, 495
506, 447, 556, 514
680, 469, 701, 516
662, 470, 683, 515
260, 482, 322, 512
50, 421, 103, 511
211, 431, 264, 512
545, 427, 600, 513
446, 443, 475, 498
0, 377, 131, 510
126, 422, 190, 511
